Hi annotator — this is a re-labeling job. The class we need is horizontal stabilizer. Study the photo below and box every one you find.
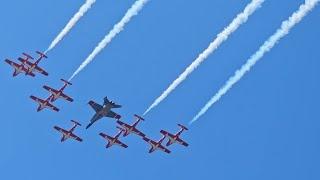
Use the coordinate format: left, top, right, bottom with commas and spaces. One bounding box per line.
36, 51, 48, 58
178, 124, 188, 131
71, 120, 81, 126
61, 79, 72, 85
22, 53, 34, 60
134, 114, 145, 121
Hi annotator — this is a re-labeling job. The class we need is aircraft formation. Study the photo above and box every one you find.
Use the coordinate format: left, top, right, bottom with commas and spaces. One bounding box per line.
4, 52, 189, 154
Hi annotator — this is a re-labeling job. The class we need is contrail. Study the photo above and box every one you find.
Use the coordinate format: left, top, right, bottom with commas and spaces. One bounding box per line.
190, 0, 319, 124
45, 0, 96, 54
143, 0, 265, 115
69, 0, 149, 81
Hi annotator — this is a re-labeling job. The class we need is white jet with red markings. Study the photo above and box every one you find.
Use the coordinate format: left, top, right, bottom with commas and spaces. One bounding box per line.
143, 135, 171, 154
21, 51, 48, 76
30, 95, 59, 112
5, 53, 35, 77
43, 79, 73, 102
99, 127, 128, 149
116, 114, 145, 137
160, 124, 189, 147
54, 120, 83, 142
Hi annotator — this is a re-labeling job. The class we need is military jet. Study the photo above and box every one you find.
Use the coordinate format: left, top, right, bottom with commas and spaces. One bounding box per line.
21, 51, 48, 76
54, 120, 83, 142
86, 97, 121, 129
116, 114, 145, 137
143, 135, 171, 154
43, 79, 73, 102
99, 127, 128, 149
160, 124, 189, 147
5, 53, 34, 77
30, 95, 59, 112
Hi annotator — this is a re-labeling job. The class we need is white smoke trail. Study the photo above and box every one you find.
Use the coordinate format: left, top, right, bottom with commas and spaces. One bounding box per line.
45, 0, 96, 54
190, 0, 319, 124
69, 0, 149, 81
143, 0, 264, 115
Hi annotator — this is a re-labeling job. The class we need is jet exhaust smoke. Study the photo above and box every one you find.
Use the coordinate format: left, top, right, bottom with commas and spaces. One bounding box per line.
190, 0, 319, 124
143, 0, 265, 116
45, 0, 96, 54
69, 0, 149, 81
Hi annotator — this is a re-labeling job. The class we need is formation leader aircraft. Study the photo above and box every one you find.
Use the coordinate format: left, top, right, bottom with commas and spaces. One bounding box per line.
86, 97, 121, 129
54, 120, 83, 142
116, 114, 145, 137
5, 53, 34, 77
160, 124, 189, 147
43, 79, 73, 102
99, 127, 128, 149
143, 136, 171, 154
30, 95, 59, 112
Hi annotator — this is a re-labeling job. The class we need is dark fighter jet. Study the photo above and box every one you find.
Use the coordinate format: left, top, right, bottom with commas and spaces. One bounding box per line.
86, 97, 121, 129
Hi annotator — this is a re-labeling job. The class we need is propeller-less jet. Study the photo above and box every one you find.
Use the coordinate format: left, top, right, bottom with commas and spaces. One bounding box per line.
160, 124, 189, 147
54, 120, 83, 142
143, 136, 171, 154
43, 79, 73, 102
99, 127, 128, 149
86, 97, 121, 129
30, 95, 59, 112
21, 51, 48, 76
116, 114, 145, 137
5, 53, 34, 77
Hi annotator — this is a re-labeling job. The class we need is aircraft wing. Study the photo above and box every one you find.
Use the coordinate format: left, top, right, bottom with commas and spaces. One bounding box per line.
5, 59, 29, 74
43, 85, 59, 94
34, 66, 49, 76
5, 59, 19, 67
115, 139, 128, 148
46, 102, 60, 112
158, 145, 171, 154
26, 71, 36, 77
30, 95, 45, 104
116, 120, 130, 128
23, 60, 33, 67
132, 128, 145, 137
176, 137, 189, 147
99, 133, 109, 139
88, 101, 103, 112
143, 137, 153, 144
54, 126, 68, 134
105, 110, 121, 119
60, 92, 74, 102
160, 130, 175, 138
69, 133, 83, 142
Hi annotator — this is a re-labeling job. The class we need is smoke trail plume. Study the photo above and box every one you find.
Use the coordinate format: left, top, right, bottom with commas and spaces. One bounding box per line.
143, 0, 264, 115
45, 0, 96, 54
190, 0, 319, 124
69, 0, 149, 81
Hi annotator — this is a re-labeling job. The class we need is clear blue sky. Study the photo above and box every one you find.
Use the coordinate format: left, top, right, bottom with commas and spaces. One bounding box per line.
0, 0, 319, 179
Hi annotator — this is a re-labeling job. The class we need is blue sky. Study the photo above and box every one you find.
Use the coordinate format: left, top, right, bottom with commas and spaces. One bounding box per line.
0, 0, 319, 180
